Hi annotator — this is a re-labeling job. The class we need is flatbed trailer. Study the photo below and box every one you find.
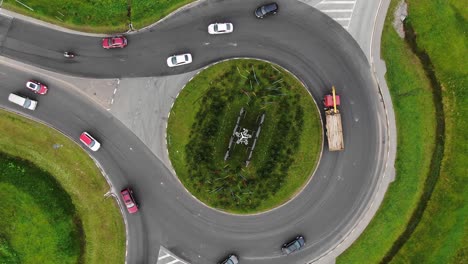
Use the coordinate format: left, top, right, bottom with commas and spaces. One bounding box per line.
323, 86, 344, 151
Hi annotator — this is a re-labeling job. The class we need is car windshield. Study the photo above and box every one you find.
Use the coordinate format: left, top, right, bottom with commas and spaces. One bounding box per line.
126, 201, 135, 208
290, 241, 300, 250
24, 99, 31, 107
89, 140, 95, 147
214, 24, 219, 31
171, 56, 178, 64
29, 83, 38, 90
184, 55, 189, 61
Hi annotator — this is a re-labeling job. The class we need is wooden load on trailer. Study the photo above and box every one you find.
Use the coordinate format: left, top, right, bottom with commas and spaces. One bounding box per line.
323, 86, 344, 151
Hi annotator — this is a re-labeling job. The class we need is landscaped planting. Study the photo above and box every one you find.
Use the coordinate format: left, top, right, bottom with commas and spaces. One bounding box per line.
167, 59, 322, 214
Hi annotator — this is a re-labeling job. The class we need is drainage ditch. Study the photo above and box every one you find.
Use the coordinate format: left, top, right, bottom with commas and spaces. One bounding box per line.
381, 18, 446, 264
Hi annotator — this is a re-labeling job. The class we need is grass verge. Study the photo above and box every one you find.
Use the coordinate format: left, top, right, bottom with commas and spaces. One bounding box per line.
2, 0, 195, 33
388, 0, 467, 262
167, 59, 322, 214
339, 0, 467, 263
0, 110, 125, 264
337, 0, 437, 262
131, 0, 196, 29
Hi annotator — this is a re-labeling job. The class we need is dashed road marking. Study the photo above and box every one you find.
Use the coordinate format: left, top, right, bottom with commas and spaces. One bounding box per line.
315, 0, 357, 29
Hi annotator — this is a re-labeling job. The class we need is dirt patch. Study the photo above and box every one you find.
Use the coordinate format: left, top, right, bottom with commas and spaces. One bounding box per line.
393, 0, 408, 38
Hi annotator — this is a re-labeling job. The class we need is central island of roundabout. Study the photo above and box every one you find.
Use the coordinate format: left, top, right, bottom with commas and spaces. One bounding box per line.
167, 59, 322, 214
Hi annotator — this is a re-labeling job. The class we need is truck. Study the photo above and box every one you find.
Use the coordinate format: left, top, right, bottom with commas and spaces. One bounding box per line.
323, 86, 344, 151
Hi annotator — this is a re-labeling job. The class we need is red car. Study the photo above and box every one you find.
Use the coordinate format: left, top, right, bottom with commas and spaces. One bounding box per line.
26, 80, 48, 95
79, 132, 101, 151
102, 36, 128, 49
121, 188, 139, 214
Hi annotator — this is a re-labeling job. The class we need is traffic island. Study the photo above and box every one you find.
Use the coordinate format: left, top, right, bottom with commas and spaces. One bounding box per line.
167, 59, 322, 214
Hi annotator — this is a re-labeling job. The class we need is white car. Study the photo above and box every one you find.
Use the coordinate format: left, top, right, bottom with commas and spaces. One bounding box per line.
166, 53, 192, 67
208, 23, 234, 34
79, 132, 101, 151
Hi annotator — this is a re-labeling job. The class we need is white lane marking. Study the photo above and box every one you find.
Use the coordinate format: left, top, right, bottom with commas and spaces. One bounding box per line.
158, 254, 171, 260
321, 9, 353, 12
167, 260, 181, 264
320, 1, 355, 3
335, 17, 351, 21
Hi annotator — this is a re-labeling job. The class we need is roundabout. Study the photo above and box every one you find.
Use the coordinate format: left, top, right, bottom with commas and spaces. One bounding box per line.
0, 0, 389, 263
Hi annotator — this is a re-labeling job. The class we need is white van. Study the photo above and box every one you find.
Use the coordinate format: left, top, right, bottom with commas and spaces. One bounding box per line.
8, 93, 37, 110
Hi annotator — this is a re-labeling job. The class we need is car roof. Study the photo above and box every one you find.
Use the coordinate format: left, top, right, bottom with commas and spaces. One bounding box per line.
80, 133, 92, 144
265, 3, 278, 11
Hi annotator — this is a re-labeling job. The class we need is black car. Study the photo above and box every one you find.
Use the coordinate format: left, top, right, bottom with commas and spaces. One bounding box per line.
254, 3, 279, 18
281, 236, 305, 255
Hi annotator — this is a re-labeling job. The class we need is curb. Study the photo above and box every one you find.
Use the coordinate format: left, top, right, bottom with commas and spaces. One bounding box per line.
0, 8, 107, 36
129, 0, 206, 34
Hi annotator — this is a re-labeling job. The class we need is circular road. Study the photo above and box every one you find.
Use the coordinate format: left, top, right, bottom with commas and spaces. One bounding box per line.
0, 0, 387, 263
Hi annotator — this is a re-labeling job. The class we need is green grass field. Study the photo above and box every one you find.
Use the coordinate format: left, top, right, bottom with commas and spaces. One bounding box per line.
131, 0, 195, 29
388, 0, 467, 262
2, 0, 194, 33
0, 110, 125, 264
339, 0, 467, 263
167, 59, 322, 213
0, 155, 81, 263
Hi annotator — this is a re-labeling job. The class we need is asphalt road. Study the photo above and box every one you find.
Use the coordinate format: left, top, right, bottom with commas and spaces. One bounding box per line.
0, 0, 387, 263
